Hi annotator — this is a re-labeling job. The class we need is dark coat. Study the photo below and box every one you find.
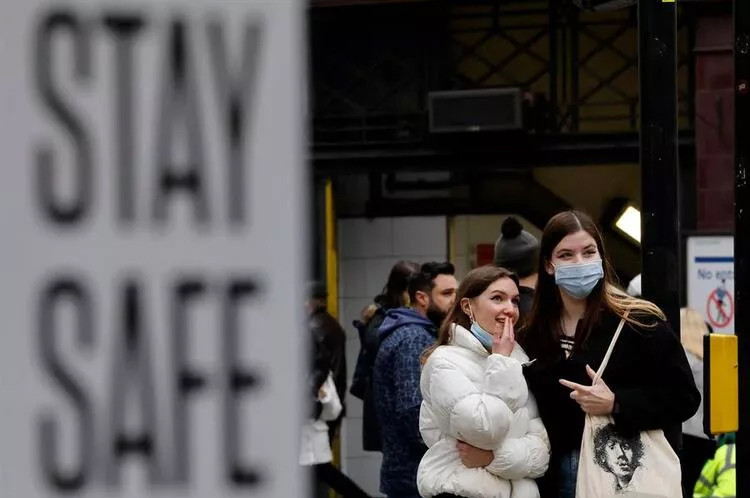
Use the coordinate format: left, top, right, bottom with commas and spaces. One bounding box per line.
310, 307, 347, 434
521, 309, 700, 497
350, 303, 388, 451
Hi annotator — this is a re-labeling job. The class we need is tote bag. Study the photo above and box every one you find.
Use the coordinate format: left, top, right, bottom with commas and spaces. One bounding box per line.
575, 313, 682, 498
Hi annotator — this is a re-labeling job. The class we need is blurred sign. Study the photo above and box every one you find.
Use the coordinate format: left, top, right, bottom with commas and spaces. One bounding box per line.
0, 1, 305, 497
475, 244, 495, 267
687, 236, 735, 334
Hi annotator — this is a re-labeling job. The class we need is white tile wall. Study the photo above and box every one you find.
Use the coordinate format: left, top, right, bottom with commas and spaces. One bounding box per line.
345, 454, 383, 496
364, 257, 402, 298
343, 416, 369, 459
340, 297, 373, 340
336, 216, 447, 497
392, 216, 448, 256
338, 218, 393, 259
345, 392, 364, 420
340, 260, 369, 299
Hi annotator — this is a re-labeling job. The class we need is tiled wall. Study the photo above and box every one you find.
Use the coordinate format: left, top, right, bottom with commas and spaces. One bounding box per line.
337, 216, 447, 496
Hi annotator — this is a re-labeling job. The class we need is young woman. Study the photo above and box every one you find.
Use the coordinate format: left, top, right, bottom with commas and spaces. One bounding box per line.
520, 210, 700, 498
417, 266, 550, 498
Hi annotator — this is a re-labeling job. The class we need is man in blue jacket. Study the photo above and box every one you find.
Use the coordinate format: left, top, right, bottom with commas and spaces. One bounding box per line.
372, 261, 458, 498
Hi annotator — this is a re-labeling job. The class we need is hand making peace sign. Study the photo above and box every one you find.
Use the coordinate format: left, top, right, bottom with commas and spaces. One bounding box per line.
559, 365, 616, 416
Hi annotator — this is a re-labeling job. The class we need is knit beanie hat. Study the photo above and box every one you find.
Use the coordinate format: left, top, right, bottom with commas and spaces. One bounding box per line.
493, 217, 540, 278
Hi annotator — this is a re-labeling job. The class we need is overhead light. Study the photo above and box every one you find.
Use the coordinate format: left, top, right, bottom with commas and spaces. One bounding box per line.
614, 205, 641, 244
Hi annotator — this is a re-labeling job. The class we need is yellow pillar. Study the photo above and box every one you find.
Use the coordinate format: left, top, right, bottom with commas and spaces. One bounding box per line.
325, 179, 338, 318
324, 179, 342, 498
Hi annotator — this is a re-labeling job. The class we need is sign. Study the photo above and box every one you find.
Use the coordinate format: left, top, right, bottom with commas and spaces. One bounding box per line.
0, 1, 305, 497
475, 244, 495, 267
687, 236, 735, 334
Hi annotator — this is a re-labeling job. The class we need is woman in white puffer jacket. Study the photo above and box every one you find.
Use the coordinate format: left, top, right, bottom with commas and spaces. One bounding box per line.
418, 266, 550, 498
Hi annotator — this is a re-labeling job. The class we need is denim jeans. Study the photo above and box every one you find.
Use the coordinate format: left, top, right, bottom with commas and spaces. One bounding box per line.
558, 449, 580, 498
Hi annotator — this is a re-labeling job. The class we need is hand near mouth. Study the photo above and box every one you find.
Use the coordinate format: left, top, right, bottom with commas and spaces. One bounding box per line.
492, 316, 515, 356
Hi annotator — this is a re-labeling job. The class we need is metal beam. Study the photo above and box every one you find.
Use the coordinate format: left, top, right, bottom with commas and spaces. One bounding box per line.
312, 133, 695, 173
735, 0, 750, 491
310, 0, 433, 8
639, 0, 680, 332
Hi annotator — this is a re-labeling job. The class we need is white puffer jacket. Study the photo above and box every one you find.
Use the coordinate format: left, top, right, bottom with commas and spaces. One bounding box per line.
417, 324, 550, 498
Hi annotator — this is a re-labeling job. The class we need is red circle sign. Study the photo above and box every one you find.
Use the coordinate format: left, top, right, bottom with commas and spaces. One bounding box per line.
706, 287, 734, 329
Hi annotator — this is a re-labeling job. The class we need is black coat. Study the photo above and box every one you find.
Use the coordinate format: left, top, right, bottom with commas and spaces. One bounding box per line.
350, 304, 387, 451
310, 307, 347, 431
521, 309, 700, 497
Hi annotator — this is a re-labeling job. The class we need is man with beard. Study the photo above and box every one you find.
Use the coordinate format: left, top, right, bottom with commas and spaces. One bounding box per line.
372, 262, 458, 498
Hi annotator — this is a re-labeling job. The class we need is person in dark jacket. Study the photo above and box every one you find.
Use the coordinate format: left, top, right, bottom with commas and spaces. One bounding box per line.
350, 260, 420, 452
307, 282, 347, 444
303, 341, 371, 498
372, 262, 458, 498
493, 216, 539, 324
519, 210, 700, 498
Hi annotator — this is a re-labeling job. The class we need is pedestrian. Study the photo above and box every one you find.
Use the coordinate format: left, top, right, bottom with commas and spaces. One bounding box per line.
520, 210, 700, 498
350, 260, 420, 452
307, 282, 348, 444
693, 434, 735, 498
493, 216, 540, 323
417, 265, 550, 498
373, 262, 458, 498
300, 365, 370, 498
680, 307, 716, 497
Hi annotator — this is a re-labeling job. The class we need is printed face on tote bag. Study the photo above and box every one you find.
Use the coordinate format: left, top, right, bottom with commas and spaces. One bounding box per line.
593, 424, 645, 493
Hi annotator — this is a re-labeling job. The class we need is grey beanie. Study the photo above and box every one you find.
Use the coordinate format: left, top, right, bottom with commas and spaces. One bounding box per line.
493, 217, 540, 278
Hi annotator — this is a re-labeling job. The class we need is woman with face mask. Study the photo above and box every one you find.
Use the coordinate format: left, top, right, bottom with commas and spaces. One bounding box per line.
520, 210, 700, 498
417, 266, 550, 498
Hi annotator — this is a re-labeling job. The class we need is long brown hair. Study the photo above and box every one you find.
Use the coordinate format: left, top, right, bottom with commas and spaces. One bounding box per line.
422, 265, 519, 362
521, 210, 665, 360
361, 260, 420, 322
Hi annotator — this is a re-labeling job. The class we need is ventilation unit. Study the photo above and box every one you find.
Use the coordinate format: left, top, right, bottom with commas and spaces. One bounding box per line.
428, 88, 523, 133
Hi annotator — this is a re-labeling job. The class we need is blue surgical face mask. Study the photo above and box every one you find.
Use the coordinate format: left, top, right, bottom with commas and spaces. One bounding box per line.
467, 303, 493, 351
554, 260, 604, 299
470, 321, 493, 352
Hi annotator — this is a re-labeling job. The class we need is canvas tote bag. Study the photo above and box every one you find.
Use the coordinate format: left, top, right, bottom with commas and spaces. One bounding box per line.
575, 312, 682, 498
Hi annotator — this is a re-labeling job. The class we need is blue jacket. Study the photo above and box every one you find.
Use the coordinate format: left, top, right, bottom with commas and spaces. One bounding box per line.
372, 308, 437, 497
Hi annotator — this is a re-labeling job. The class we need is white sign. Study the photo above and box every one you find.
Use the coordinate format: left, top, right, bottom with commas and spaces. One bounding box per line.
686, 236, 734, 334
0, 1, 305, 497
